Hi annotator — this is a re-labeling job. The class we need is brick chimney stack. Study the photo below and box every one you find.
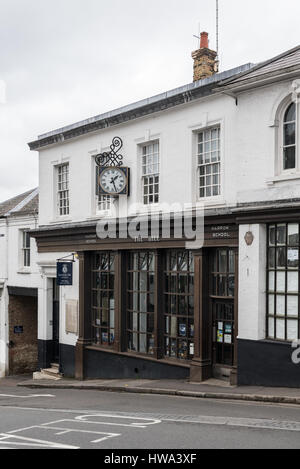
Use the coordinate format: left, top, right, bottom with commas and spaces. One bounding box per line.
192, 32, 218, 82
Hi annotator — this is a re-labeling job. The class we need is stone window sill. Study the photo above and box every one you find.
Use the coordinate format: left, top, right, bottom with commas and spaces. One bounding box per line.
17, 269, 31, 275
266, 173, 300, 185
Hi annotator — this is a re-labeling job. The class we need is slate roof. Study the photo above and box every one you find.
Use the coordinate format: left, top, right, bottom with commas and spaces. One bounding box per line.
28, 63, 254, 151
219, 45, 300, 87
0, 189, 39, 217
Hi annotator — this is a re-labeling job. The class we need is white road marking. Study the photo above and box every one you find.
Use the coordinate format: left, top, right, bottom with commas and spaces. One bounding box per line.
0, 433, 78, 449
0, 394, 55, 399
0, 409, 161, 449
75, 413, 161, 428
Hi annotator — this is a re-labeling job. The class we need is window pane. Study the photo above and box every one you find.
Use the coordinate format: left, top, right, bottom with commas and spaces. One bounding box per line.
269, 271, 275, 291
276, 319, 285, 340
287, 271, 298, 292
276, 295, 285, 316
284, 123, 296, 146
277, 225, 286, 245
276, 248, 286, 269
219, 250, 227, 273
287, 296, 298, 317
269, 295, 275, 315
288, 224, 299, 246
287, 320, 298, 341
285, 103, 296, 123
269, 248, 275, 269
269, 226, 276, 246
268, 318, 275, 339
276, 272, 286, 292
288, 248, 299, 269
284, 147, 296, 170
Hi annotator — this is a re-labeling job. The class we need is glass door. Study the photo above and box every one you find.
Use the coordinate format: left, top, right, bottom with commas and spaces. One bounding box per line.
210, 249, 236, 372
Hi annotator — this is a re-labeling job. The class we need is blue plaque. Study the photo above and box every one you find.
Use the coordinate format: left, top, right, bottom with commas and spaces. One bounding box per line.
57, 262, 73, 286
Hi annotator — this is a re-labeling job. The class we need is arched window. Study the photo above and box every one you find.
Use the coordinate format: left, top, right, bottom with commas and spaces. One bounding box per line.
283, 102, 296, 170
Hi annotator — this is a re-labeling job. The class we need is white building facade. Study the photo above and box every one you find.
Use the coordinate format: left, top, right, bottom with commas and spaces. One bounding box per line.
29, 43, 300, 387
0, 189, 41, 377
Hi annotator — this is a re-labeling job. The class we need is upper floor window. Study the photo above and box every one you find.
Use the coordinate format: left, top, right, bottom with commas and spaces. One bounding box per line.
57, 163, 69, 216
142, 142, 160, 205
197, 127, 221, 198
283, 102, 296, 171
22, 231, 31, 267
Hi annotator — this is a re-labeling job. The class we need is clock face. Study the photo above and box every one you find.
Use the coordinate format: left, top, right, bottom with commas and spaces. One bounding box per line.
99, 167, 127, 195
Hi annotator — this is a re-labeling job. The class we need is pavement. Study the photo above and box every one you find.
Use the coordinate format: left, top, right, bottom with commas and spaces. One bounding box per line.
17, 376, 300, 406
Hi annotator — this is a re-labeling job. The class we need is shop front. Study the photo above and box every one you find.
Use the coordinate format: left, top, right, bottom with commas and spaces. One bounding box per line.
33, 216, 239, 383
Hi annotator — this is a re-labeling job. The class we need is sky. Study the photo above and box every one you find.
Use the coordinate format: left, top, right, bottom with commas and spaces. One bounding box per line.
0, 0, 299, 202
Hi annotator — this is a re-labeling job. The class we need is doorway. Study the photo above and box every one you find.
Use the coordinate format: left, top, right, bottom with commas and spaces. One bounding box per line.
52, 279, 60, 364
210, 248, 236, 380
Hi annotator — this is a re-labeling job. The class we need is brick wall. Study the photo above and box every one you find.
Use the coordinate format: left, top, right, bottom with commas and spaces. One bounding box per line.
9, 295, 38, 375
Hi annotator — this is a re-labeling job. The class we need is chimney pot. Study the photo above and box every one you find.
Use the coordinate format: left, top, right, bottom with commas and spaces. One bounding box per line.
200, 32, 209, 49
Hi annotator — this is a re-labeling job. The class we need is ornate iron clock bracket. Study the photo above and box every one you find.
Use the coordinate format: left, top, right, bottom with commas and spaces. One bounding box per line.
95, 137, 124, 168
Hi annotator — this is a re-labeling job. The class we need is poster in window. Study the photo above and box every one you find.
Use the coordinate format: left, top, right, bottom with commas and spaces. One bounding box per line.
189, 324, 195, 338
179, 324, 187, 337
217, 331, 223, 343
224, 334, 232, 344
190, 343, 194, 356
218, 322, 223, 331
178, 341, 188, 359
225, 324, 232, 334
288, 249, 299, 262
148, 336, 155, 355
102, 332, 109, 344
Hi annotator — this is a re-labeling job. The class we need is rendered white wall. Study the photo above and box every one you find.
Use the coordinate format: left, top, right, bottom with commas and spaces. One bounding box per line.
37, 78, 300, 227
238, 224, 267, 341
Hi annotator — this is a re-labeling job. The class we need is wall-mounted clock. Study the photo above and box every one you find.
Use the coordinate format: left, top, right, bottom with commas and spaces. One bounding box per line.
98, 166, 130, 196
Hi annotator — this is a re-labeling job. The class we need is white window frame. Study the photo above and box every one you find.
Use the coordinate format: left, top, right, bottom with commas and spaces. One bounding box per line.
281, 101, 298, 175
141, 141, 160, 206
22, 230, 31, 268
197, 126, 222, 200
57, 163, 70, 217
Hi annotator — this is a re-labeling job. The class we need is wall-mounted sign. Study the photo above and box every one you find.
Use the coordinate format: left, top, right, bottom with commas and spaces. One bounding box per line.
14, 326, 23, 334
57, 262, 73, 286
205, 224, 238, 242
244, 231, 254, 246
